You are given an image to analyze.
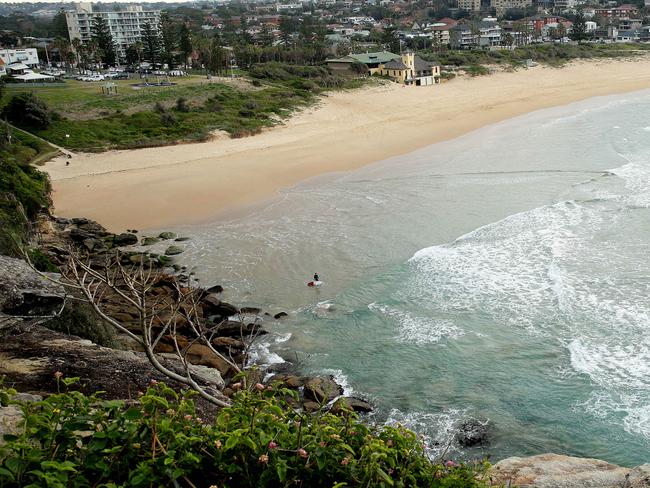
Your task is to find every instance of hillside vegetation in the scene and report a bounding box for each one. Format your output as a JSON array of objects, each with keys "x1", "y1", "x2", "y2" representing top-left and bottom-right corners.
[{"x1": 0, "y1": 66, "x2": 364, "y2": 152}]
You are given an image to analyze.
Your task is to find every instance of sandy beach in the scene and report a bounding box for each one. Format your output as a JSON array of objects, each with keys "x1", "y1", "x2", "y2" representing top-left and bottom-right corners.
[{"x1": 43, "y1": 58, "x2": 650, "y2": 231}]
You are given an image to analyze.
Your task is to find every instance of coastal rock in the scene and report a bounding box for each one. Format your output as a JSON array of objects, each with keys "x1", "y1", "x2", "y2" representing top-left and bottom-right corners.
[
  {"x1": 274, "y1": 312, "x2": 288, "y2": 319},
  {"x1": 629, "y1": 464, "x2": 650, "y2": 487},
  {"x1": 165, "y1": 245, "x2": 184, "y2": 256},
  {"x1": 214, "y1": 321, "x2": 265, "y2": 338},
  {"x1": 158, "y1": 232, "x2": 177, "y2": 240},
  {"x1": 490, "y1": 454, "x2": 634, "y2": 488},
  {"x1": 330, "y1": 397, "x2": 373, "y2": 416},
  {"x1": 241, "y1": 307, "x2": 262, "y2": 314},
  {"x1": 456, "y1": 417, "x2": 490, "y2": 447},
  {"x1": 141, "y1": 236, "x2": 160, "y2": 246},
  {"x1": 202, "y1": 295, "x2": 239, "y2": 318},
  {"x1": 113, "y1": 233, "x2": 138, "y2": 246},
  {"x1": 269, "y1": 374, "x2": 306, "y2": 389},
  {"x1": 174, "y1": 237, "x2": 191, "y2": 242},
  {"x1": 155, "y1": 338, "x2": 233, "y2": 376},
  {"x1": 0, "y1": 255, "x2": 65, "y2": 317},
  {"x1": 304, "y1": 376, "x2": 344, "y2": 404},
  {"x1": 206, "y1": 285, "x2": 224, "y2": 294},
  {"x1": 0, "y1": 404, "x2": 23, "y2": 446}
]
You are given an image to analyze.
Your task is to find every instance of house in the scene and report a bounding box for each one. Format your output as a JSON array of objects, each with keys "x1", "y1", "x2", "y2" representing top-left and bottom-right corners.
[
  {"x1": 638, "y1": 25, "x2": 650, "y2": 41},
  {"x1": 377, "y1": 51, "x2": 440, "y2": 85},
  {"x1": 5, "y1": 62, "x2": 31, "y2": 76},
  {"x1": 594, "y1": 4, "x2": 638, "y2": 19},
  {"x1": 0, "y1": 48, "x2": 39, "y2": 67},
  {"x1": 326, "y1": 51, "x2": 440, "y2": 85}
]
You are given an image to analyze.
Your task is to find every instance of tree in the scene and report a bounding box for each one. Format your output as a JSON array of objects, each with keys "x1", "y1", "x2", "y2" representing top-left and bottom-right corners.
[
  {"x1": 23, "y1": 248, "x2": 261, "y2": 408},
  {"x1": 159, "y1": 11, "x2": 178, "y2": 68},
  {"x1": 2, "y1": 93, "x2": 52, "y2": 130},
  {"x1": 141, "y1": 21, "x2": 162, "y2": 66},
  {"x1": 52, "y1": 9, "x2": 69, "y2": 40},
  {"x1": 570, "y1": 10, "x2": 588, "y2": 44},
  {"x1": 125, "y1": 43, "x2": 142, "y2": 65},
  {"x1": 91, "y1": 15, "x2": 116, "y2": 66},
  {"x1": 179, "y1": 23, "x2": 193, "y2": 68}
]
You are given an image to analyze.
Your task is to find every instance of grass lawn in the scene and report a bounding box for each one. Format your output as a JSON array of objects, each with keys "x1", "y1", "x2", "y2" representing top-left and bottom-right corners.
[{"x1": 0, "y1": 69, "x2": 355, "y2": 151}]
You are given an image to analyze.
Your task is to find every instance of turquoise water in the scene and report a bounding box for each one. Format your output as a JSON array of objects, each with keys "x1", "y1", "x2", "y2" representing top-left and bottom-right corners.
[{"x1": 163, "y1": 90, "x2": 650, "y2": 466}]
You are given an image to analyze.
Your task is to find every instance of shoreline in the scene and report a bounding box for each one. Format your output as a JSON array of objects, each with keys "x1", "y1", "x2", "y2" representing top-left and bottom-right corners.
[{"x1": 43, "y1": 58, "x2": 650, "y2": 232}]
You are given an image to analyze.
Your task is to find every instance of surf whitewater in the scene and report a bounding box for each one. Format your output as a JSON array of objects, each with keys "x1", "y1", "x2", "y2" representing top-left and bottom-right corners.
[{"x1": 161, "y1": 89, "x2": 650, "y2": 467}]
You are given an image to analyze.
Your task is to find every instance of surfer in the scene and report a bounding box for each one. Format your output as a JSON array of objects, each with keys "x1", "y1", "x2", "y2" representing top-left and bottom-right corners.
[{"x1": 313, "y1": 273, "x2": 319, "y2": 282}]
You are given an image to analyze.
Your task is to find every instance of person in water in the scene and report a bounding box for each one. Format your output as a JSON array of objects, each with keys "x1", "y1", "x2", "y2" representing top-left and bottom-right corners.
[{"x1": 313, "y1": 273, "x2": 319, "y2": 282}]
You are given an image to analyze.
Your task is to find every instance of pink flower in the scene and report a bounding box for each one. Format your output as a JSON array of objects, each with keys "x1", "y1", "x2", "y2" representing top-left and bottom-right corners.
[
  {"x1": 54, "y1": 371, "x2": 63, "y2": 379},
  {"x1": 319, "y1": 441, "x2": 326, "y2": 447},
  {"x1": 388, "y1": 468, "x2": 394, "y2": 475},
  {"x1": 340, "y1": 457, "x2": 350, "y2": 466},
  {"x1": 215, "y1": 440, "x2": 222, "y2": 449},
  {"x1": 231, "y1": 382, "x2": 242, "y2": 390},
  {"x1": 297, "y1": 448, "x2": 308, "y2": 458},
  {"x1": 184, "y1": 414, "x2": 192, "y2": 421},
  {"x1": 150, "y1": 379, "x2": 158, "y2": 385},
  {"x1": 258, "y1": 454, "x2": 269, "y2": 464},
  {"x1": 255, "y1": 383, "x2": 265, "y2": 391},
  {"x1": 446, "y1": 460, "x2": 456, "y2": 468},
  {"x1": 268, "y1": 441, "x2": 278, "y2": 449}
]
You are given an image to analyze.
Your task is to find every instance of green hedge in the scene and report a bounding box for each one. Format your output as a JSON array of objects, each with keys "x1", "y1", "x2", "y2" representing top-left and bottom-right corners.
[{"x1": 0, "y1": 381, "x2": 491, "y2": 488}]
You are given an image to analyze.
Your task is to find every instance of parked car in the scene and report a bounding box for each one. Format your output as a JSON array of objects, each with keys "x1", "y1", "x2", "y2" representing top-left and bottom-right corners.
[{"x1": 105, "y1": 72, "x2": 128, "y2": 80}]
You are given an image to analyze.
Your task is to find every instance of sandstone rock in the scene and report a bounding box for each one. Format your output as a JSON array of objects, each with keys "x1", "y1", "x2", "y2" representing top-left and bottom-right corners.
[
  {"x1": 304, "y1": 376, "x2": 343, "y2": 404},
  {"x1": 174, "y1": 237, "x2": 191, "y2": 242},
  {"x1": 158, "y1": 232, "x2": 177, "y2": 240},
  {"x1": 212, "y1": 336, "x2": 245, "y2": 351},
  {"x1": 330, "y1": 397, "x2": 373, "y2": 416},
  {"x1": 0, "y1": 255, "x2": 65, "y2": 317},
  {"x1": 0, "y1": 405, "x2": 23, "y2": 446},
  {"x1": 456, "y1": 417, "x2": 490, "y2": 447},
  {"x1": 269, "y1": 374, "x2": 306, "y2": 389},
  {"x1": 491, "y1": 454, "x2": 633, "y2": 488},
  {"x1": 629, "y1": 464, "x2": 650, "y2": 487},
  {"x1": 113, "y1": 233, "x2": 138, "y2": 246},
  {"x1": 202, "y1": 295, "x2": 239, "y2": 318},
  {"x1": 214, "y1": 321, "x2": 264, "y2": 338},
  {"x1": 206, "y1": 285, "x2": 224, "y2": 294},
  {"x1": 303, "y1": 401, "x2": 321, "y2": 413},
  {"x1": 274, "y1": 312, "x2": 288, "y2": 319}
]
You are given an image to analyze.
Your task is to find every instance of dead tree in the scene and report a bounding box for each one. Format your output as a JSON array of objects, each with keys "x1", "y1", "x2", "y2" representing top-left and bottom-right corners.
[{"x1": 24, "y1": 247, "x2": 263, "y2": 408}]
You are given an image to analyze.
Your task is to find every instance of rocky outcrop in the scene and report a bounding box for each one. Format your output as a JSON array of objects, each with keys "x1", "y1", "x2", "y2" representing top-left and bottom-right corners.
[
  {"x1": 0, "y1": 323, "x2": 225, "y2": 415},
  {"x1": 490, "y1": 454, "x2": 650, "y2": 488},
  {"x1": 329, "y1": 397, "x2": 373, "y2": 415},
  {"x1": 456, "y1": 417, "x2": 491, "y2": 448},
  {"x1": 0, "y1": 255, "x2": 64, "y2": 318}
]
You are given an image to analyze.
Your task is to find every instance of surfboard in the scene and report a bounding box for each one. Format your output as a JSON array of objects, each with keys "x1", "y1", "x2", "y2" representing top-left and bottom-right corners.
[{"x1": 307, "y1": 281, "x2": 323, "y2": 287}]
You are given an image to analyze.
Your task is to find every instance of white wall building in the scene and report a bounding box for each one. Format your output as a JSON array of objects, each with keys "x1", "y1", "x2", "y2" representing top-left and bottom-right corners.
[
  {"x1": 0, "y1": 48, "x2": 40, "y2": 67},
  {"x1": 66, "y1": 3, "x2": 161, "y2": 61}
]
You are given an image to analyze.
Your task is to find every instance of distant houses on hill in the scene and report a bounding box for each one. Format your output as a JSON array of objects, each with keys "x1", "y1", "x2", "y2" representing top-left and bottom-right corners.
[{"x1": 327, "y1": 51, "x2": 441, "y2": 86}]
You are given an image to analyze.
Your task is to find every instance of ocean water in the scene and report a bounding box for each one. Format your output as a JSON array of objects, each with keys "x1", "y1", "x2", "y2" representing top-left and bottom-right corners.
[{"x1": 161, "y1": 89, "x2": 650, "y2": 466}]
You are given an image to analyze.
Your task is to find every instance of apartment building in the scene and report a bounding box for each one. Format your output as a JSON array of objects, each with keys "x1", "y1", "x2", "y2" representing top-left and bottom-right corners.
[
  {"x1": 66, "y1": 3, "x2": 161, "y2": 60},
  {"x1": 491, "y1": 0, "x2": 533, "y2": 15},
  {"x1": 0, "y1": 48, "x2": 39, "y2": 67},
  {"x1": 457, "y1": 0, "x2": 482, "y2": 12}
]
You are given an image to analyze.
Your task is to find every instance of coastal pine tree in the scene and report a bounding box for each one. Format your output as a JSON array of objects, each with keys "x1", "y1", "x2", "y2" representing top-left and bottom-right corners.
[
  {"x1": 570, "y1": 10, "x2": 588, "y2": 44},
  {"x1": 51, "y1": 9, "x2": 69, "y2": 40},
  {"x1": 159, "y1": 12, "x2": 177, "y2": 68},
  {"x1": 179, "y1": 23, "x2": 192, "y2": 68},
  {"x1": 125, "y1": 43, "x2": 141, "y2": 66},
  {"x1": 91, "y1": 15, "x2": 116, "y2": 66},
  {"x1": 141, "y1": 22, "x2": 162, "y2": 67}
]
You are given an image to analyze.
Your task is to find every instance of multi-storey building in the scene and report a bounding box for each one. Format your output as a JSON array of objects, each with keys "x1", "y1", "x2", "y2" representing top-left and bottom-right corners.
[
  {"x1": 66, "y1": 3, "x2": 161, "y2": 61},
  {"x1": 491, "y1": 0, "x2": 532, "y2": 15},
  {"x1": 457, "y1": 0, "x2": 482, "y2": 12},
  {"x1": 450, "y1": 21, "x2": 502, "y2": 48},
  {"x1": 0, "y1": 48, "x2": 39, "y2": 67},
  {"x1": 593, "y1": 4, "x2": 638, "y2": 20}
]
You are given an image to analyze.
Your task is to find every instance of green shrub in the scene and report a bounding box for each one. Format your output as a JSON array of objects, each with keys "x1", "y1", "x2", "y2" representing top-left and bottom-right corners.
[
  {"x1": 27, "y1": 248, "x2": 58, "y2": 272},
  {"x1": 44, "y1": 301, "x2": 115, "y2": 347},
  {"x1": 1, "y1": 93, "x2": 52, "y2": 129},
  {"x1": 160, "y1": 112, "x2": 178, "y2": 126},
  {"x1": 0, "y1": 381, "x2": 490, "y2": 488},
  {"x1": 175, "y1": 96, "x2": 190, "y2": 112},
  {"x1": 154, "y1": 101, "x2": 166, "y2": 113}
]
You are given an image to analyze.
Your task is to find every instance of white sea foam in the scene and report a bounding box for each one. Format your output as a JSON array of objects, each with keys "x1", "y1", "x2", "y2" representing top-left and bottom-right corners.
[
  {"x1": 368, "y1": 303, "x2": 464, "y2": 344},
  {"x1": 385, "y1": 407, "x2": 468, "y2": 459},
  {"x1": 318, "y1": 368, "x2": 354, "y2": 396}
]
